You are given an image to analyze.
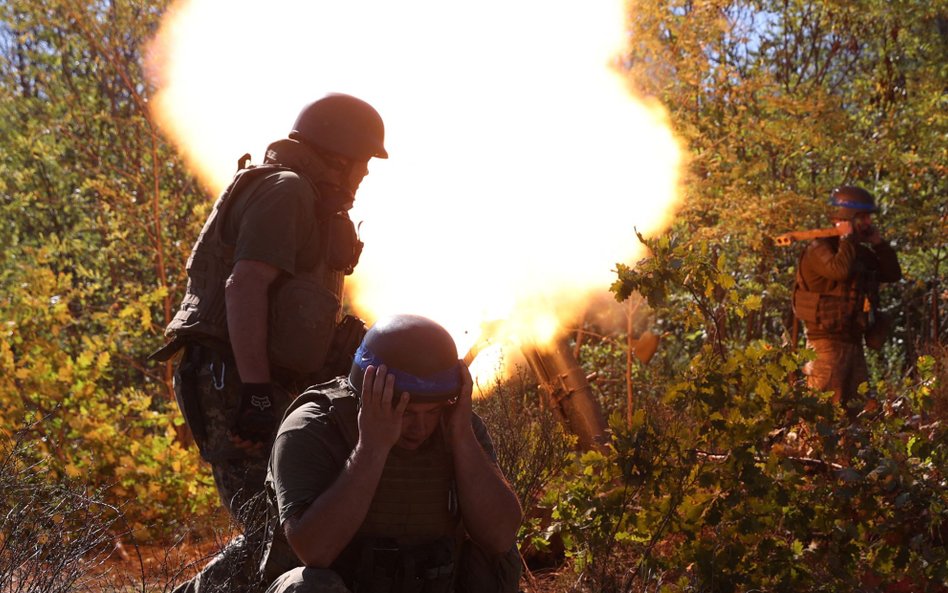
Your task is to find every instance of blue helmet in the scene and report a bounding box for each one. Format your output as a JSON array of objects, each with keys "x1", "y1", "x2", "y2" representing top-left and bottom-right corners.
[
  {"x1": 830, "y1": 185, "x2": 878, "y2": 219},
  {"x1": 348, "y1": 314, "x2": 461, "y2": 404}
]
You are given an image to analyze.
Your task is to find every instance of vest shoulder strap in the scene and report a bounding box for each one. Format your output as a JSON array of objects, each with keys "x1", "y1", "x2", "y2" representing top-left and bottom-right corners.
[
  {"x1": 324, "y1": 388, "x2": 360, "y2": 450},
  {"x1": 283, "y1": 379, "x2": 360, "y2": 450},
  {"x1": 211, "y1": 163, "x2": 295, "y2": 256}
]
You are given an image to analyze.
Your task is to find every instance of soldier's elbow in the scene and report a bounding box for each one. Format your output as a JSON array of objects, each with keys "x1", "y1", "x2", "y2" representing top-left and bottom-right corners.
[
  {"x1": 285, "y1": 521, "x2": 342, "y2": 569},
  {"x1": 478, "y1": 531, "x2": 519, "y2": 557},
  {"x1": 287, "y1": 537, "x2": 338, "y2": 569}
]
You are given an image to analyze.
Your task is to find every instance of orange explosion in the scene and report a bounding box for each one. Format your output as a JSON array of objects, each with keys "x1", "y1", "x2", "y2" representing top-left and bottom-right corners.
[{"x1": 147, "y1": 0, "x2": 683, "y2": 390}]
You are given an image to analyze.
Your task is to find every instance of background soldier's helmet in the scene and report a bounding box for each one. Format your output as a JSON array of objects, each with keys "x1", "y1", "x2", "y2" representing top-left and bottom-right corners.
[
  {"x1": 348, "y1": 314, "x2": 461, "y2": 404},
  {"x1": 830, "y1": 185, "x2": 878, "y2": 219},
  {"x1": 290, "y1": 93, "x2": 388, "y2": 161}
]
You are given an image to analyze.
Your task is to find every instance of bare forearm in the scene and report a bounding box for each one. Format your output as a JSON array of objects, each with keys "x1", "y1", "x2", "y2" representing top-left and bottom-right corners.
[
  {"x1": 225, "y1": 261, "x2": 279, "y2": 383},
  {"x1": 453, "y1": 429, "x2": 522, "y2": 555},
  {"x1": 287, "y1": 365, "x2": 411, "y2": 567},
  {"x1": 285, "y1": 441, "x2": 389, "y2": 567}
]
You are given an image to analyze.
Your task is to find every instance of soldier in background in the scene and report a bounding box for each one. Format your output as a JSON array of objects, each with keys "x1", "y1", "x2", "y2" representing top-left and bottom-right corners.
[
  {"x1": 792, "y1": 186, "x2": 902, "y2": 417},
  {"x1": 261, "y1": 314, "x2": 523, "y2": 593},
  {"x1": 152, "y1": 93, "x2": 387, "y2": 592}
]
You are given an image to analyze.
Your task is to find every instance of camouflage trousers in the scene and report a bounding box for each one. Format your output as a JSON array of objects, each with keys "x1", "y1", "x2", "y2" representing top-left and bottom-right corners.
[
  {"x1": 264, "y1": 542, "x2": 522, "y2": 593},
  {"x1": 172, "y1": 343, "x2": 295, "y2": 593},
  {"x1": 804, "y1": 338, "x2": 869, "y2": 415}
]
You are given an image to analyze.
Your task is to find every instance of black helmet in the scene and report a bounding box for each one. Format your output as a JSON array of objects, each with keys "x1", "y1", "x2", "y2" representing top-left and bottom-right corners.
[
  {"x1": 830, "y1": 185, "x2": 878, "y2": 219},
  {"x1": 290, "y1": 93, "x2": 388, "y2": 161},
  {"x1": 348, "y1": 314, "x2": 461, "y2": 403}
]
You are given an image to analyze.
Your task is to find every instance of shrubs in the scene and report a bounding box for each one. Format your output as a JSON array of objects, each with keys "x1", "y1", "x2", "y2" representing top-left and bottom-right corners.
[
  {"x1": 0, "y1": 426, "x2": 122, "y2": 593},
  {"x1": 478, "y1": 229, "x2": 948, "y2": 592},
  {"x1": 493, "y1": 337, "x2": 947, "y2": 592}
]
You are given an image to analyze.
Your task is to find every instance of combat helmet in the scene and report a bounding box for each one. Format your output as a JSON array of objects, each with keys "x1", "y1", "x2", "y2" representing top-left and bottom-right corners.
[
  {"x1": 290, "y1": 93, "x2": 388, "y2": 161},
  {"x1": 830, "y1": 185, "x2": 878, "y2": 219},
  {"x1": 348, "y1": 314, "x2": 461, "y2": 404}
]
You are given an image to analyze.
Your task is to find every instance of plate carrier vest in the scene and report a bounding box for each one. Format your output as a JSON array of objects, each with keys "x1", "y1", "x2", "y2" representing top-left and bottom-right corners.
[
  {"x1": 164, "y1": 163, "x2": 362, "y2": 374},
  {"x1": 792, "y1": 239, "x2": 876, "y2": 339},
  {"x1": 263, "y1": 380, "x2": 460, "y2": 592}
]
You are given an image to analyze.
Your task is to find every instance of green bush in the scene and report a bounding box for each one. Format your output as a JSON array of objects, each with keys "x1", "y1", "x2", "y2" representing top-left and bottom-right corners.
[{"x1": 515, "y1": 229, "x2": 948, "y2": 592}]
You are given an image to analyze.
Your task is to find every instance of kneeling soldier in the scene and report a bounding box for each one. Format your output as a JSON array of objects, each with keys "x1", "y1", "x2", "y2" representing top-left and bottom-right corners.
[{"x1": 261, "y1": 314, "x2": 523, "y2": 592}]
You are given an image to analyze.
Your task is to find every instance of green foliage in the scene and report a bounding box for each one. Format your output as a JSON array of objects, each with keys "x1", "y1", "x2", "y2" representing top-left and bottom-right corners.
[
  {"x1": 613, "y1": 228, "x2": 793, "y2": 370},
  {"x1": 0, "y1": 246, "x2": 215, "y2": 538},
  {"x1": 534, "y1": 183, "x2": 948, "y2": 589},
  {"x1": 518, "y1": 211, "x2": 942, "y2": 592},
  {"x1": 624, "y1": 0, "x2": 947, "y2": 357},
  {"x1": 0, "y1": 0, "x2": 216, "y2": 537},
  {"x1": 536, "y1": 334, "x2": 948, "y2": 590},
  {"x1": 0, "y1": 2, "x2": 944, "y2": 591}
]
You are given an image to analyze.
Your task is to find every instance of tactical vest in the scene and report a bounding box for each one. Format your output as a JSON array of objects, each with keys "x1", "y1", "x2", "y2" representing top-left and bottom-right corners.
[
  {"x1": 261, "y1": 379, "x2": 358, "y2": 584},
  {"x1": 262, "y1": 382, "x2": 460, "y2": 592},
  {"x1": 792, "y1": 240, "x2": 874, "y2": 339},
  {"x1": 359, "y1": 433, "x2": 458, "y2": 543},
  {"x1": 164, "y1": 161, "x2": 362, "y2": 374},
  {"x1": 287, "y1": 383, "x2": 460, "y2": 542}
]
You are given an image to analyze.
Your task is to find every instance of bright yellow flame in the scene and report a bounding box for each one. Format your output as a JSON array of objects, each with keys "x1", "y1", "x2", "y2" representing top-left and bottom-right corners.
[{"x1": 147, "y1": 0, "x2": 683, "y2": 387}]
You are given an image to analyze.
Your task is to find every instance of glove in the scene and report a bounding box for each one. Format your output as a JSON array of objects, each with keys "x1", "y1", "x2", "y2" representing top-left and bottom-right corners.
[{"x1": 234, "y1": 382, "x2": 279, "y2": 443}]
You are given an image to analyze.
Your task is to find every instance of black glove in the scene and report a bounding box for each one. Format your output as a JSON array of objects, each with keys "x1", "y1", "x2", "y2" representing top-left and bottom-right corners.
[{"x1": 234, "y1": 382, "x2": 279, "y2": 443}]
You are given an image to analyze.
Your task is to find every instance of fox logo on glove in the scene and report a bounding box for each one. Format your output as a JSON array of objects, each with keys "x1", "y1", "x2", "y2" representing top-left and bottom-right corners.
[{"x1": 251, "y1": 394, "x2": 272, "y2": 411}]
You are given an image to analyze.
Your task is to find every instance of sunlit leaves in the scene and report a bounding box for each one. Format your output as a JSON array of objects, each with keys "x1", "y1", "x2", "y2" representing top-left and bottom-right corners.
[
  {"x1": 0, "y1": 0, "x2": 213, "y2": 539},
  {"x1": 624, "y1": 0, "x2": 946, "y2": 361}
]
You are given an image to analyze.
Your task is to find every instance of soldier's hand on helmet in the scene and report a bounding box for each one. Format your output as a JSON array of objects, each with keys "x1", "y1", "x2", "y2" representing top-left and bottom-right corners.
[
  {"x1": 230, "y1": 382, "x2": 279, "y2": 450},
  {"x1": 358, "y1": 365, "x2": 409, "y2": 452},
  {"x1": 833, "y1": 220, "x2": 854, "y2": 238},
  {"x1": 443, "y1": 362, "x2": 474, "y2": 446}
]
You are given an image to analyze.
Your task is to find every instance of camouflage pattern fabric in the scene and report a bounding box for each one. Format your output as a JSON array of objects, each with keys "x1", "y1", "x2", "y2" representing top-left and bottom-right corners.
[
  {"x1": 172, "y1": 343, "x2": 295, "y2": 593},
  {"x1": 263, "y1": 389, "x2": 521, "y2": 593}
]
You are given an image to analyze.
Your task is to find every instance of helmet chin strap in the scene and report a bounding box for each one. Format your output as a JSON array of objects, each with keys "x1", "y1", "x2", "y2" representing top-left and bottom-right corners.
[
  {"x1": 265, "y1": 138, "x2": 357, "y2": 213},
  {"x1": 313, "y1": 180, "x2": 355, "y2": 215},
  {"x1": 326, "y1": 155, "x2": 358, "y2": 196},
  {"x1": 309, "y1": 147, "x2": 362, "y2": 202}
]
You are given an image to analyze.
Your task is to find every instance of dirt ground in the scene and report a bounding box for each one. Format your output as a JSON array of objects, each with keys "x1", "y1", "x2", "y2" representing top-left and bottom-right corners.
[
  {"x1": 92, "y1": 536, "x2": 561, "y2": 592},
  {"x1": 89, "y1": 535, "x2": 232, "y2": 592}
]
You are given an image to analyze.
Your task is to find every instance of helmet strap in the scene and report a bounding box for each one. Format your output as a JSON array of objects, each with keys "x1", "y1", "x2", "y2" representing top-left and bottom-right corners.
[
  {"x1": 265, "y1": 139, "x2": 356, "y2": 213},
  {"x1": 305, "y1": 145, "x2": 364, "y2": 194}
]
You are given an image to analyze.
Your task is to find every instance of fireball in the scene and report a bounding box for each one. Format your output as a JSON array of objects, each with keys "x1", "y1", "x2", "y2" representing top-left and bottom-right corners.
[{"x1": 147, "y1": 0, "x2": 683, "y2": 391}]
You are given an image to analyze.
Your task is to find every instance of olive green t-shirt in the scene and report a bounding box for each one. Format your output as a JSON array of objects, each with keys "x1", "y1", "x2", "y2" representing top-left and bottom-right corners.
[
  {"x1": 221, "y1": 170, "x2": 323, "y2": 275},
  {"x1": 270, "y1": 393, "x2": 499, "y2": 527},
  {"x1": 262, "y1": 386, "x2": 501, "y2": 582}
]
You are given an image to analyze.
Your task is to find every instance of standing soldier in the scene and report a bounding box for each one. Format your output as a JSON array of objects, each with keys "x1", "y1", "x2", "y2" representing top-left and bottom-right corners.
[
  {"x1": 792, "y1": 186, "x2": 902, "y2": 416},
  {"x1": 152, "y1": 93, "x2": 388, "y2": 592}
]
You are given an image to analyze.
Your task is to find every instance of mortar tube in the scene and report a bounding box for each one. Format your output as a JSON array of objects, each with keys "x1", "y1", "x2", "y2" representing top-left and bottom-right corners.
[{"x1": 521, "y1": 335, "x2": 609, "y2": 451}]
